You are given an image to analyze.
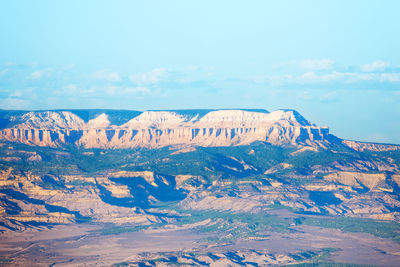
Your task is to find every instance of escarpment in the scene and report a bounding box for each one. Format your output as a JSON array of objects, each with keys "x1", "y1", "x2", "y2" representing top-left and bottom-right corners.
[{"x1": 0, "y1": 109, "x2": 331, "y2": 148}]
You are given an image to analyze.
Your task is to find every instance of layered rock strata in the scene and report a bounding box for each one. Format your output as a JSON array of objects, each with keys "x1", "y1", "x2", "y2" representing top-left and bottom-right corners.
[{"x1": 0, "y1": 110, "x2": 330, "y2": 148}]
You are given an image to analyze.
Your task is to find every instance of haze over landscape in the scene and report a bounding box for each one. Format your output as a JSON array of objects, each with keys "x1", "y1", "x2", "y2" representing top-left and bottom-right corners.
[{"x1": 1, "y1": 1, "x2": 400, "y2": 266}]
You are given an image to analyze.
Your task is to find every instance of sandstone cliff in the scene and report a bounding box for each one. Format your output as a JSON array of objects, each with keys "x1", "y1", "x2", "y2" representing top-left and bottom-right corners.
[{"x1": 0, "y1": 109, "x2": 330, "y2": 148}]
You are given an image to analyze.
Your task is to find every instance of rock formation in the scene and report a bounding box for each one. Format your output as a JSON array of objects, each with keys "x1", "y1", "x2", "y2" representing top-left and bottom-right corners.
[{"x1": 0, "y1": 109, "x2": 331, "y2": 148}]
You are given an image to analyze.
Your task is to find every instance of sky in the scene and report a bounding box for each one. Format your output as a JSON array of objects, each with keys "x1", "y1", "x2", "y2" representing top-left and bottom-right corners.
[{"x1": 0, "y1": 0, "x2": 400, "y2": 144}]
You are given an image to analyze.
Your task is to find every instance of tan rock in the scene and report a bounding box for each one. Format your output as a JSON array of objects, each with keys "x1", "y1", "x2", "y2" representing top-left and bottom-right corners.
[{"x1": 324, "y1": 171, "x2": 386, "y2": 190}]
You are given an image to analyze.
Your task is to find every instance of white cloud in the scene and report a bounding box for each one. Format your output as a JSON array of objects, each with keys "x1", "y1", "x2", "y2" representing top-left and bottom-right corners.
[
  {"x1": 380, "y1": 73, "x2": 400, "y2": 83},
  {"x1": 296, "y1": 71, "x2": 380, "y2": 83},
  {"x1": 297, "y1": 59, "x2": 335, "y2": 70},
  {"x1": 319, "y1": 91, "x2": 339, "y2": 102},
  {"x1": 0, "y1": 69, "x2": 9, "y2": 77},
  {"x1": 80, "y1": 88, "x2": 95, "y2": 94},
  {"x1": 107, "y1": 72, "x2": 121, "y2": 82},
  {"x1": 123, "y1": 86, "x2": 150, "y2": 94},
  {"x1": 270, "y1": 59, "x2": 335, "y2": 71},
  {"x1": 10, "y1": 90, "x2": 22, "y2": 97},
  {"x1": 63, "y1": 84, "x2": 78, "y2": 91},
  {"x1": 298, "y1": 71, "x2": 338, "y2": 82},
  {"x1": 55, "y1": 84, "x2": 95, "y2": 95},
  {"x1": 258, "y1": 70, "x2": 400, "y2": 85},
  {"x1": 360, "y1": 61, "x2": 390, "y2": 72},
  {"x1": 106, "y1": 86, "x2": 118, "y2": 95},
  {"x1": 28, "y1": 68, "x2": 53, "y2": 80},
  {"x1": 296, "y1": 90, "x2": 314, "y2": 100},
  {"x1": 30, "y1": 71, "x2": 43, "y2": 79},
  {"x1": 57, "y1": 84, "x2": 151, "y2": 96},
  {"x1": 0, "y1": 98, "x2": 30, "y2": 109},
  {"x1": 283, "y1": 71, "x2": 346, "y2": 83},
  {"x1": 185, "y1": 65, "x2": 199, "y2": 71},
  {"x1": 93, "y1": 70, "x2": 122, "y2": 82},
  {"x1": 129, "y1": 68, "x2": 167, "y2": 84},
  {"x1": 4, "y1": 62, "x2": 16, "y2": 67}
]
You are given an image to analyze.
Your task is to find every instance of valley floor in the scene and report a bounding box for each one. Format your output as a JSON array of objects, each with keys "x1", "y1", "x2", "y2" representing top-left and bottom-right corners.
[{"x1": 1, "y1": 210, "x2": 400, "y2": 266}]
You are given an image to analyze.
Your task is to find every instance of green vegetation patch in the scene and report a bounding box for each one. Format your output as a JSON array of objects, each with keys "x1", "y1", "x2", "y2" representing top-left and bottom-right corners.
[
  {"x1": 286, "y1": 150, "x2": 356, "y2": 169},
  {"x1": 299, "y1": 216, "x2": 400, "y2": 243},
  {"x1": 66, "y1": 180, "x2": 95, "y2": 186},
  {"x1": 175, "y1": 209, "x2": 292, "y2": 241}
]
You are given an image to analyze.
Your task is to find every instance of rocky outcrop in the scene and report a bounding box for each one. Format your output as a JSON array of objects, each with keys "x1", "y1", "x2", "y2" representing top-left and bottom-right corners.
[
  {"x1": 324, "y1": 171, "x2": 387, "y2": 191},
  {"x1": 0, "y1": 109, "x2": 330, "y2": 148},
  {"x1": 342, "y1": 140, "x2": 400, "y2": 152},
  {"x1": 0, "y1": 168, "x2": 162, "y2": 230}
]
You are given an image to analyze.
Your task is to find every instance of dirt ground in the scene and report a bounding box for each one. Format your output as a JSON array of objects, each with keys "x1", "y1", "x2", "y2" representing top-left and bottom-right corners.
[{"x1": 1, "y1": 221, "x2": 400, "y2": 266}]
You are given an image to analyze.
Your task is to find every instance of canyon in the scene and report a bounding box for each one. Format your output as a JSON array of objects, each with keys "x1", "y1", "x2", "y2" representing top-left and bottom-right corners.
[{"x1": 0, "y1": 109, "x2": 400, "y2": 266}]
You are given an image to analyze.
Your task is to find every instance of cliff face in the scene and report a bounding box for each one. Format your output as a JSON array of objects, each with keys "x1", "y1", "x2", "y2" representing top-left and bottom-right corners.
[{"x1": 0, "y1": 109, "x2": 330, "y2": 148}]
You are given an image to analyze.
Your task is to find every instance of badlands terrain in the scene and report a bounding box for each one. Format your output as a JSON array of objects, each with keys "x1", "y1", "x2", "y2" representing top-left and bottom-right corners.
[{"x1": 0, "y1": 109, "x2": 400, "y2": 266}]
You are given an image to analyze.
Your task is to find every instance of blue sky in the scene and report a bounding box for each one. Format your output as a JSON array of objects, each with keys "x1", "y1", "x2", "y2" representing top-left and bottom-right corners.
[{"x1": 1, "y1": 1, "x2": 400, "y2": 144}]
